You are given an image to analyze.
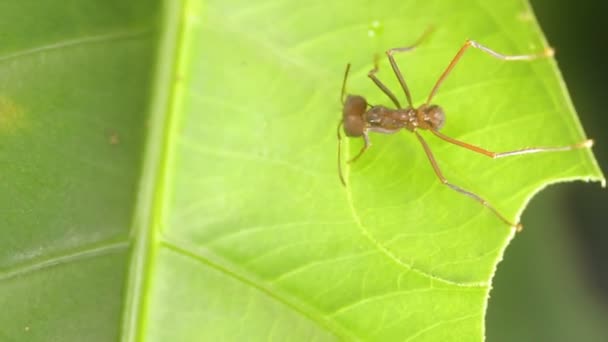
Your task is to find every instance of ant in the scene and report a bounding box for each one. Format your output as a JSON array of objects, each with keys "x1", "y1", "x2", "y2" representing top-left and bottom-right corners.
[{"x1": 337, "y1": 29, "x2": 593, "y2": 231}]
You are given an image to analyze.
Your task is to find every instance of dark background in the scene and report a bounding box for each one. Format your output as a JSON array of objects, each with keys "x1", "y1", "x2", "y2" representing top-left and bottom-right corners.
[{"x1": 487, "y1": 1, "x2": 608, "y2": 340}]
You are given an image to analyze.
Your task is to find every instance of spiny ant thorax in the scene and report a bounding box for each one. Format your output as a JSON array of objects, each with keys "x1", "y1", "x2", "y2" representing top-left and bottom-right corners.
[
  {"x1": 364, "y1": 106, "x2": 415, "y2": 132},
  {"x1": 363, "y1": 104, "x2": 446, "y2": 132}
]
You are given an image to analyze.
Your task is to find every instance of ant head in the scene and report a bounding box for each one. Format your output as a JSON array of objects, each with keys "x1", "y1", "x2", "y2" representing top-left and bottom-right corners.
[
  {"x1": 426, "y1": 105, "x2": 445, "y2": 130},
  {"x1": 343, "y1": 95, "x2": 367, "y2": 136}
]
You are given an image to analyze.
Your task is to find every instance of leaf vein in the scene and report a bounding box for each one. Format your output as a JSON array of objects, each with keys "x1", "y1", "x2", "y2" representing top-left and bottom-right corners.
[
  {"x1": 0, "y1": 239, "x2": 129, "y2": 281},
  {"x1": 0, "y1": 29, "x2": 154, "y2": 63}
]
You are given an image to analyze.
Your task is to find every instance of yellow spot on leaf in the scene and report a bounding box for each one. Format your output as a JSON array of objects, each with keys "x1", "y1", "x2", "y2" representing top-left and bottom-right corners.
[{"x1": 0, "y1": 96, "x2": 26, "y2": 134}]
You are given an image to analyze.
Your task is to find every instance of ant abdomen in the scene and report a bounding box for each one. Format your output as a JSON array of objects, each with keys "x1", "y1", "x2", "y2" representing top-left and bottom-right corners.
[
  {"x1": 422, "y1": 104, "x2": 446, "y2": 130},
  {"x1": 343, "y1": 95, "x2": 367, "y2": 136}
]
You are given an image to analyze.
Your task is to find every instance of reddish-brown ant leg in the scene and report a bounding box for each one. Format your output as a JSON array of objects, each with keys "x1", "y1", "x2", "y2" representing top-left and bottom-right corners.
[
  {"x1": 414, "y1": 130, "x2": 523, "y2": 231},
  {"x1": 430, "y1": 129, "x2": 593, "y2": 158},
  {"x1": 386, "y1": 27, "x2": 435, "y2": 107},
  {"x1": 368, "y1": 54, "x2": 402, "y2": 108},
  {"x1": 347, "y1": 131, "x2": 371, "y2": 164},
  {"x1": 426, "y1": 40, "x2": 553, "y2": 104}
]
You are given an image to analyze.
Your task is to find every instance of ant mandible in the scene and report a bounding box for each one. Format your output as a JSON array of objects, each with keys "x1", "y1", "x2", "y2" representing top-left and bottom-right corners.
[{"x1": 337, "y1": 29, "x2": 593, "y2": 231}]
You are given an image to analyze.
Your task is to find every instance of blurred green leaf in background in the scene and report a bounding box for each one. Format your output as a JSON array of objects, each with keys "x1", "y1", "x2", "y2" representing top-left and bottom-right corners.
[{"x1": 0, "y1": 0, "x2": 604, "y2": 341}]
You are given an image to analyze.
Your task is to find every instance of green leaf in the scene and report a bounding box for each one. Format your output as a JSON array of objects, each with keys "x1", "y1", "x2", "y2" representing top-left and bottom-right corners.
[{"x1": 0, "y1": 0, "x2": 603, "y2": 341}]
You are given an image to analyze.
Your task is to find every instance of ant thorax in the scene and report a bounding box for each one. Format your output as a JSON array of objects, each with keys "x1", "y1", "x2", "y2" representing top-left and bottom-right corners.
[
  {"x1": 364, "y1": 104, "x2": 445, "y2": 132},
  {"x1": 364, "y1": 106, "x2": 416, "y2": 132}
]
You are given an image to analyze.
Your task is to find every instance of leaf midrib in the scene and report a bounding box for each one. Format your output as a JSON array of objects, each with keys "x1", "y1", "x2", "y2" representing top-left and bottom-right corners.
[{"x1": 119, "y1": 1, "x2": 184, "y2": 341}]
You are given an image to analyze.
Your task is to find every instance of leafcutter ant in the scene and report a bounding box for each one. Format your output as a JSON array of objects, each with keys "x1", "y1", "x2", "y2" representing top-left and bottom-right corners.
[{"x1": 337, "y1": 29, "x2": 593, "y2": 231}]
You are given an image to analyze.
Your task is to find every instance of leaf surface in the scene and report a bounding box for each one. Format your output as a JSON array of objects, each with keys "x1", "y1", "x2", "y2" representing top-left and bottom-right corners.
[{"x1": 0, "y1": 0, "x2": 603, "y2": 341}]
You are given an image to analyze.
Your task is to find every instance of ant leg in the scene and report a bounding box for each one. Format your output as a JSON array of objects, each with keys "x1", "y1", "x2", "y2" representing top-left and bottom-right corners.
[
  {"x1": 429, "y1": 129, "x2": 593, "y2": 158},
  {"x1": 386, "y1": 27, "x2": 435, "y2": 107},
  {"x1": 337, "y1": 125, "x2": 371, "y2": 185},
  {"x1": 426, "y1": 40, "x2": 554, "y2": 104},
  {"x1": 414, "y1": 131, "x2": 522, "y2": 231},
  {"x1": 368, "y1": 54, "x2": 402, "y2": 108},
  {"x1": 337, "y1": 121, "x2": 347, "y2": 186},
  {"x1": 341, "y1": 63, "x2": 351, "y2": 105},
  {"x1": 347, "y1": 130, "x2": 371, "y2": 164}
]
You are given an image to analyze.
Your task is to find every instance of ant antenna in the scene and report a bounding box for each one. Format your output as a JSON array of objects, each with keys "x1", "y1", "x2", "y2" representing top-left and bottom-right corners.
[
  {"x1": 337, "y1": 63, "x2": 352, "y2": 186},
  {"x1": 341, "y1": 63, "x2": 351, "y2": 105}
]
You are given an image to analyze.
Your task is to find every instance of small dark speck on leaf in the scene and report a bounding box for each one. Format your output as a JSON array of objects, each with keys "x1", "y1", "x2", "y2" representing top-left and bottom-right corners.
[{"x1": 107, "y1": 130, "x2": 120, "y2": 145}]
